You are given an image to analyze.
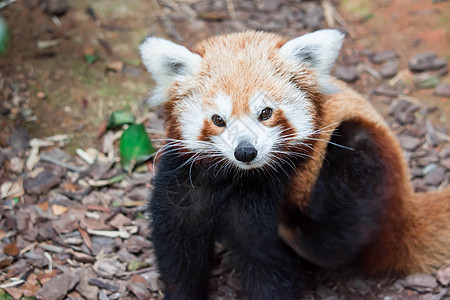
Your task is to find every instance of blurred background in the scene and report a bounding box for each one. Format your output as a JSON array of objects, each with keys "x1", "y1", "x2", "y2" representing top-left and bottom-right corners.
[{"x1": 0, "y1": 1, "x2": 449, "y2": 299}]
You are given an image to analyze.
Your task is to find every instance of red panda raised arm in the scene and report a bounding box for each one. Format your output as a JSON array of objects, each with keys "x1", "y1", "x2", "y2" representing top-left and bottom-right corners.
[{"x1": 140, "y1": 30, "x2": 450, "y2": 300}]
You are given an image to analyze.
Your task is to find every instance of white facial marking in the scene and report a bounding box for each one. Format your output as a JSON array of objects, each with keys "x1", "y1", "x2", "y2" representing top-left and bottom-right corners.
[
  {"x1": 213, "y1": 94, "x2": 233, "y2": 120},
  {"x1": 176, "y1": 94, "x2": 204, "y2": 149},
  {"x1": 211, "y1": 113, "x2": 281, "y2": 169},
  {"x1": 177, "y1": 89, "x2": 315, "y2": 170},
  {"x1": 176, "y1": 93, "x2": 234, "y2": 151},
  {"x1": 277, "y1": 86, "x2": 314, "y2": 141}
]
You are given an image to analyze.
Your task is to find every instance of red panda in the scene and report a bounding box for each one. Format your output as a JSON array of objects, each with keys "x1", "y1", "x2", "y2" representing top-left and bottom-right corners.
[{"x1": 140, "y1": 30, "x2": 450, "y2": 300}]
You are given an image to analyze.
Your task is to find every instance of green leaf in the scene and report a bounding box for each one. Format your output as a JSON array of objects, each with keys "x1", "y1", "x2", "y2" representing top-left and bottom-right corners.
[
  {"x1": 107, "y1": 111, "x2": 135, "y2": 129},
  {"x1": 84, "y1": 54, "x2": 99, "y2": 64},
  {"x1": 88, "y1": 173, "x2": 127, "y2": 187},
  {"x1": 128, "y1": 260, "x2": 149, "y2": 271},
  {"x1": 119, "y1": 124, "x2": 155, "y2": 171},
  {"x1": 0, "y1": 17, "x2": 10, "y2": 56},
  {"x1": 0, "y1": 289, "x2": 13, "y2": 300}
]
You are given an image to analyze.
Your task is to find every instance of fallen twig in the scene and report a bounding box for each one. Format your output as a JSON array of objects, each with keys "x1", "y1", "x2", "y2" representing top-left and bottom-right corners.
[
  {"x1": 0, "y1": 0, "x2": 17, "y2": 10},
  {"x1": 40, "y1": 153, "x2": 84, "y2": 172}
]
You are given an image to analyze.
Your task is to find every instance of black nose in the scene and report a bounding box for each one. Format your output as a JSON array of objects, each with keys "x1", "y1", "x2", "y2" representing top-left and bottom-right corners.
[{"x1": 234, "y1": 142, "x2": 257, "y2": 163}]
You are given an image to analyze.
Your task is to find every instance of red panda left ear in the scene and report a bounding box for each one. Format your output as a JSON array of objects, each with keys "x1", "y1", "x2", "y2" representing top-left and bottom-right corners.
[
  {"x1": 140, "y1": 37, "x2": 202, "y2": 107},
  {"x1": 280, "y1": 29, "x2": 345, "y2": 94}
]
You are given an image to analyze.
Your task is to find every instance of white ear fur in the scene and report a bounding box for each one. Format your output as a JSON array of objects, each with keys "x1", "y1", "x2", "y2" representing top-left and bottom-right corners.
[
  {"x1": 140, "y1": 37, "x2": 202, "y2": 106},
  {"x1": 280, "y1": 29, "x2": 345, "y2": 93}
]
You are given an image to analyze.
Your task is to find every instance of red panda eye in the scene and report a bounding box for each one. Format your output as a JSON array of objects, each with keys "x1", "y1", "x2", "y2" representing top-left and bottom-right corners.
[
  {"x1": 259, "y1": 108, "x2": 272, "y2": 121},
  {"x1": 212, "y1": 115, "x2": 226, "y2": 127}
]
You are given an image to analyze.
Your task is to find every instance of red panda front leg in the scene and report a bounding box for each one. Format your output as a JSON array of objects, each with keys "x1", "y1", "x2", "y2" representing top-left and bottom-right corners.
[
  {"x1": 280, "y1": 119, "x2": 385, "y2": 269},
  {"x1": 220, "y1": 181, "x2": 304, "y2": 300},
  {"x1": 150, "y1": 152, "x2": 218, "y2": 300}
]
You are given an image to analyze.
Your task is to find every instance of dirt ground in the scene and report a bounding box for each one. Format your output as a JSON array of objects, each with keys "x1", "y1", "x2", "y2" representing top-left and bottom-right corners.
[{"x1": 0, "y1": 0, "x2": 449, "y2": 299}]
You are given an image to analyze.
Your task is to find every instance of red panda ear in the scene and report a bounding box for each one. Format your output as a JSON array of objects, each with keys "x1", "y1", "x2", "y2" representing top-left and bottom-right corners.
[
  {"x1": 140, "y1": 37, "x2": 202, "y2": 106},
  {"x1": 280, "y1": 29, "x2": 344, "y2": 94}
]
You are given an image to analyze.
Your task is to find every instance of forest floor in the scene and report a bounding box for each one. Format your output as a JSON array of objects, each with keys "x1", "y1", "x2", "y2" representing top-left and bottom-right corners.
[{"x1": 0, "y1": 0, "x2": 449, "y2": 299}]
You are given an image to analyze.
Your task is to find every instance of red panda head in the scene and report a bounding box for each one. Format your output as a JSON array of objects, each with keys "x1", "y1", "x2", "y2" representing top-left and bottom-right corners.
[{"x1": 140, "y1": 30, "x2": 344, "y2": 170}]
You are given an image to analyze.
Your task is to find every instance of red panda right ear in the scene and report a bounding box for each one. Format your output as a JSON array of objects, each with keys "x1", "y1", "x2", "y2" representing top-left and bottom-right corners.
[
  {"x1": 280, "y1": 29, "x2": 345, "y2": 94},
  {"x1": 140, "y1": 37, "x2": 202, "y2": 107}
]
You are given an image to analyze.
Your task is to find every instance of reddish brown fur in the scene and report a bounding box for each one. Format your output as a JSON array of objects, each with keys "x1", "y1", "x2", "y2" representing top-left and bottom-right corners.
[
  {"x1": 283, "y1": 80, "x2": 450, "y2": 275},
  {"x1": 200, "y1": 119, "x2": 224, "y2": 142},
  {"x1": 160, "y1": 32, "x2": 449, "y2": 275}
]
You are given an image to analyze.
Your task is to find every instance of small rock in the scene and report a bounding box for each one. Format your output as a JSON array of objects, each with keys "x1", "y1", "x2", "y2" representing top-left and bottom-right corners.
[
  {"x1": 409, "y1": 52, "x2": 447, "y2": 73},
  {"x1": 380, "y1": 61, "x2": 399, "y2": 78},
  {"x1": 24, "y1": 164, "x2": 66, "y2": 194},
  {"x1": 122, "y1": 65, "x2": 142, "y2": 78},
  {"x1": 127, "y1": 235, "x2": 152, "y2": 254},
  {"x1": 24, "y1": 249, "x2": 48, "y2": 268},
  {"x1": 52, "y1": 207, "x2": 85, "y2": 234},
  {"x1": 8, "y1": 157, "x2": 24, "y2": 174},
  {"x1": 424, "y1": 166, "x2": 446, "y2": 186},
  {"x1": 346, "y1": 277, "x2": 371, "y2": 295},
  {"x1": 425, "y1": 119, "x2": 439, "y2": 147},
  {"x1": 421, "y1": 288, "x2": 448, "y2": 300},
  {"x1": 88, "y1": 161, "x2": 114, "y2": 181},
  {"x1": 304, "y1": 2, "x2": 324, "y2": 30},
  {"x1": 404, "y1": 124, "x2": 426, "y2": 138},
  {"x1": 412, "y1": 179, "x2": 427, "y2": 192},
  {"x1": 40, "y1": 0, "x2": 69, "y2": 15},
  {"x1": 403, "y1": 273, "x2": 438, "y2": 293},
  {"x1": 395, "y1": 111, "x2": 416, "y2": 125},
  {"x1": 436, "y1": 265, "x2": 450, "y2": 286},
  {"x1": 433, "y1": 83, "x2": 450, "y2": 98},
  {"x1": 398, "y1": 135, "x2": 424, "y2": 152},
  {"x1": 8, "y1": 127, "x2": 31, "y2": 152},
  {"x1": 109, "y1": 213, "x2": 132, "y2": 229},
  {"x1": 0, "y1": 150, "x2": 6, "y2": 168},
  {"x1": 441, "y1": 158, "x2": 450, "y2": 170},
  {"x1": 88, "y1": 278, "x2": 119, "y2": 292},
  {"x1": 44, "y1": 148, "x2": 71, "y2": 162},
  {"x1": 370, "y1": 49, "x2": 398, "y2": 64},
  {"x1": 140, "y1": 271, "x2": 161, "y2": 292},
  {"x1": 416, "y1": 156, "x2": 440, "y2": 168},
  {"x1": 74, "y1": 267, "x2": 98, "y2": 300},
  {"x1": 91, "y1": 236, "x2": 116, "y2": 255},
  {"x1": 93, "y1": 257, "x2": 126, "y2": 277},
  {"x1": 117, "y1": 247, "x2": 138, "y2": 263},
  {"x1": 256, "y1": 0, "x2": 281, "y2": 11},
  {"x1": 316, "y1": 284, "x2": 339, "y2": 300},
  {"x1": 410, "y1": 168, "x2": 424, "y2": 178},
  {"x1": 127, "y1": 281, "x2": 151, "y2": 299},
  {"x1": 126, "y1": 187, "x2": 149, "y2": 202},
  {"x1": 388, "y1": 99, "x2": 410, "y2": 116},
  {"x1": 36, "y1": 273, "x2": 80, "y2": 300},
  {"x1": 440, "y1": 145, "x2": 450, "y2": 158},
  {"x1": 98, "y1": 291, "x2": 109, "y2": 300},
  {"x1": 334, "y1": 65, "x2": 359, "y2": 83}
]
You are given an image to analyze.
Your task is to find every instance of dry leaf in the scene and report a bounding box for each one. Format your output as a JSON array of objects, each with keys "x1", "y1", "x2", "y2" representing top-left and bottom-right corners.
[
  {"x1": 0, "y1": 229, "x2": 6, "y2": 240},
  {"x1": 3, "y1": 242, "x2": 20, "y2": 256},
  {"x1": 37, "y1": 201, "x2": 49, "y2": 211},
  {"x1": 51, "y1": 204, "x2": 69, "y2": 216},
  {"x1": 4, "y1": 287, "x2": 23, "y2": 299},
  {"x1": 79, "y1": 227, "x2": 93, "y2": 252}
]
